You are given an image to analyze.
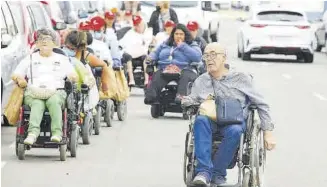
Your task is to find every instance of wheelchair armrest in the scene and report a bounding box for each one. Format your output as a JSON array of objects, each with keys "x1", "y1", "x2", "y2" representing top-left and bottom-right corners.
[
  {"x1": 145, "y1": 65, "x2": 155, "y2": 75},
  {"x1": 184, "y1": 104, "x2": 200, "y2": 116},
  {"x1": 64, "y1": 80, "x2": 73, "y2": 94},
  {"x1": 93, "y1": 67, "x2": 103, "y2": 77},
  {"x1": 81, "y1": 83, "x2": 89, "y2": 94},
  {"x1": 190, "y1": 62, "x2": 199, "y2": 67},
  {"x1": 248, "y1": 104, "x2": 257, "y2": 110}
]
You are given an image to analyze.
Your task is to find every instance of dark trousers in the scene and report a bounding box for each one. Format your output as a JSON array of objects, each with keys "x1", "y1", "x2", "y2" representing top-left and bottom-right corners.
[{"x1": 145, "y1": 68, "x2": 197, "y2": 102}]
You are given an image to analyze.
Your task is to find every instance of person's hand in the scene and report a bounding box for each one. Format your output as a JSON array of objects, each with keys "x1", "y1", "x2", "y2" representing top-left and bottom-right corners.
[
  {"x1": 263, "y1": 131, "x2": 276, "y2": 151},
  {"x1": 68, "y1": 74, "x2": 78, "y2": 83},
  {"x1": 176, "y1": 39, "x2": 184, "y2": 46},
  {"x1": 12, "y1": 75, "x2": 27, "y2": 88},
  {"x1": 145, "y1": 56, "x2": 153, "y2": 65}
]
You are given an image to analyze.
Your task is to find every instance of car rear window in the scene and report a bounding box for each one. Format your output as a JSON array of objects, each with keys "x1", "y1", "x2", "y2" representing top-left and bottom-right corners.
[{"x1": 257, "y1": 11, "x2": 304, "y2": 22}]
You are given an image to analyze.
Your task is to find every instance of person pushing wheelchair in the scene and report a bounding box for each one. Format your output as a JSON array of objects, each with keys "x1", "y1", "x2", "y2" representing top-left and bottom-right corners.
[{"x1": 181, "y1": 43, "x2": 276, "y2": 186}]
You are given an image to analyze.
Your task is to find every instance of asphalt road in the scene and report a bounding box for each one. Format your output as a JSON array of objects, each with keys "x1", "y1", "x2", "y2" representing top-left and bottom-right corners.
[{"x1": 2, "y1": 18, "x2": 327, "y2": 187}]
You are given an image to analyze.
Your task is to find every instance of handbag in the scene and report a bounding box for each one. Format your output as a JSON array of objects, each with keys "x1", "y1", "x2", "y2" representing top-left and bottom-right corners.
[
  {"x1": 211, "y1": 77, "x2": 244, "y2": 126},
  {"x1": 27, "y1": 54, "x2": 57, "y2": 100}
]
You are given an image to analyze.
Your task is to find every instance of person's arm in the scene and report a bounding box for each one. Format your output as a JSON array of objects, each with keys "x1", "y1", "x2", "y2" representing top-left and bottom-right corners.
[
  {"x1": 170, "y1": 8, "x2": 179, "y2": 23},
  {"x1": 63, "y1": 56, "x2": 78, "y2": 82},
  {"x1": 148, "y1": 11, "x2": 158, "y2": 36},
  {"x1": 148, "y1": 42, "x2": 164, "y2": 61},
  {"x1": 240, "y1": 73, "x2": 275, "y2": 131},
  {"x1": 11, "y1": 55, "x2": 30, "y2": 87},
  {"x1": 178, "y1": 42, "x2": 202, "y2": 62},
  {"x1": 182, "y1": 77, "x2": 202, "y2": 106}
]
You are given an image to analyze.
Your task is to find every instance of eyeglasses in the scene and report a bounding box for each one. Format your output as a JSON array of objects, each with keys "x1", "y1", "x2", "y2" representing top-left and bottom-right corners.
[{"x1": 202, "y1": 51, "x2": 225, "y2": 62}]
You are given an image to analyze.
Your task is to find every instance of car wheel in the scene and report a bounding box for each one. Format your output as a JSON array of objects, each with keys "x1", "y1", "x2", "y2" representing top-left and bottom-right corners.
[
  {"x1": 313, "y1": 35, "x2": 322, "y2": 52},
  {"x1": 237, "y1": 46, "x2": 242, "y2": 58},
  {"x1": 303, "y1": 53, "x2": 314, "y2": 63}
]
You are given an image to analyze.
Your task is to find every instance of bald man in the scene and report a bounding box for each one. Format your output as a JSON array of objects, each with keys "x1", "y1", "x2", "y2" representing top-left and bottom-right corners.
[{"x1": 182, "y1": 43, "x2": 276, "y2": 186}]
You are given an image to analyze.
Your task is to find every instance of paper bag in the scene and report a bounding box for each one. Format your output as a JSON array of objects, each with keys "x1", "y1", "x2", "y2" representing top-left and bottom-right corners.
[
  {"x1": 3, "y1": 86, "x2": 24, "y2": 125},
  {"x1": 114, "y1": 70, "x2": 130, "y2": 101},
  {"x1": 100, "y1": 66, "x2": 118, "y2": 100},
  {"x1": 199, "y1": 99, "x2": 217, "y2": 121}
]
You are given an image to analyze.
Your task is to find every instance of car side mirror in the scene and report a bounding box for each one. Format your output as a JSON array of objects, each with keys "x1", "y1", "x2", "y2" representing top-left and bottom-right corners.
[
  {"x1": 78, "y1": 9, "x2": 88, "y2": 19},
  {"x1": 201, "y1": 1, "x2": 212, "y2": 11},
  {"x1": 1, "y1": 33, "x2": 13, "y2": 48},
  {"x1": 55, "y1": 22, "x2": 67, "y2": 30}
]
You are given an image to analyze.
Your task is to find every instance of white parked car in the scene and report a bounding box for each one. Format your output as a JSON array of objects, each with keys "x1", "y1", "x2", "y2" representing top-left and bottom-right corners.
[{"x1": 237, "y1": 7, "x2": 315, "y2": 63}]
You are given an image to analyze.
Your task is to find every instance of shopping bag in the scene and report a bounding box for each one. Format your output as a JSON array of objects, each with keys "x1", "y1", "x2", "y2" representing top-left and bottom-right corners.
[
  {"x1": 114, "y1": 70, "x2": 130, "y2": 101},
  {"x1": 199, "y1": 95, "x2": 217, "y2": 121},
  {"x1": 84, "y1": 64, "x2": 99, "y2": 110},
  {"x1": 3, "y1": 85, "x2": 24, "y2": 125},
  {"x1": 100, "y1": 65, "x2": 118, "y2": 100}
]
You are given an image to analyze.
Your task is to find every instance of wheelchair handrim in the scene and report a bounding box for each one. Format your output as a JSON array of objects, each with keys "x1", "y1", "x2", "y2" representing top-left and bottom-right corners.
[{"x1": 253, "y1": 127, "x2": 266, "y2": 187}]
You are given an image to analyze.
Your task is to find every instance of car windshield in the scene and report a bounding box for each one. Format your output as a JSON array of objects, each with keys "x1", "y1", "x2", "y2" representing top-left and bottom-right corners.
[
  {"x1": 140, "y1": 1, "x2": 198, "y2": 8},
  {"x1": 257, "y1": 11, "x2": 305, "y2": 22}
]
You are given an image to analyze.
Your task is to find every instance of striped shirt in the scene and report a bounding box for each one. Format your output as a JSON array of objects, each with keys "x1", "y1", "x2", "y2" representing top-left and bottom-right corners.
[{"x1": 182, "y1": 70, "x2": 274, "y2": 131}]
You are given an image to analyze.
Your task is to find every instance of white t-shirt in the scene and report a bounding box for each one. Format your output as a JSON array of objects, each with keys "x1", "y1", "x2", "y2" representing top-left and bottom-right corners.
[
  {"x1": 119, "y1": 28, "x2": 153, "y2": 58},
  {"x1": 88, "y1": 39, "x2": 112, "y2": 63},
  {"x1": 13, "y1": 52, "x2": 76, "y2": 90}
]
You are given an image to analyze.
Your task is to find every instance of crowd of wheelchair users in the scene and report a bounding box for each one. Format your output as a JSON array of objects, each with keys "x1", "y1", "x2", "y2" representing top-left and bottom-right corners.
[{"x1": 7, "y1": 3, "x2": 276, "y2": 186}]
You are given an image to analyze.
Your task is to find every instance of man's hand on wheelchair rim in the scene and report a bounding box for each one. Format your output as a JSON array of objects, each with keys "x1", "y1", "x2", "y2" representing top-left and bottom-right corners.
[{"x1": 263, "y1": 131, "x2": 276, "y2": 151}]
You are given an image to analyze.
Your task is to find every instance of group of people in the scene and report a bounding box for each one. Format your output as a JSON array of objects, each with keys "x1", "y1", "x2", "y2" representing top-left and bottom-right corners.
[{"x1": 9, "y1": 1, "x2": 276, "y2": 186}]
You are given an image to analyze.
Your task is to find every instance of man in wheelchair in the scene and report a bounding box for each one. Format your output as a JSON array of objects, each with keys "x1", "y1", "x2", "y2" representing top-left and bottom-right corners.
[
  {"x1": 11, "y1": 28, "x2": 78, "y2": 145},
  {"x1": 144, "y1": 23, "x2": 202, "y2": 105},
  {"x1": 119, "y1": 15, "x2": 153, "y2": 86},
  {"x1": 181, "y1": 43, "x2": 276, "y2": 186}
]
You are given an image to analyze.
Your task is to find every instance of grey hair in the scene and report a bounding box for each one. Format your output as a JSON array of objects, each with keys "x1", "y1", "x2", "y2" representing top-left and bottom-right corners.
[{"x1": 35, "y1": 27, "x2": 57, "y2": 42}]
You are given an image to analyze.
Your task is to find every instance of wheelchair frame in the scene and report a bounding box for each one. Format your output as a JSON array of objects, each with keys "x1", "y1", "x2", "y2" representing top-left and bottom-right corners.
[{"x1": 183, "y1": 105, "x2": 266, "y2": 187}]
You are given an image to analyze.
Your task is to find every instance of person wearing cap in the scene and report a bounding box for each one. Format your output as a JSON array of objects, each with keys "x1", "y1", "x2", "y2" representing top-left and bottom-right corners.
[
  {"x1": 187, "y1": 21, "x2": 207, "y2": 53},
  {"x1": 181, "y1": 43, "x2": 276, "y2": 186},
  {"x1": 104, "y1": 11, "x2": 117, "y2": 32},
  {"x1": 154, "y1": 20, "x2": 176, "y2": 49},
  {"x1": 119, "y1": 15, "x2": 152, "y2": 86},
  {"x1": 11, "y1": 28, "x2": 78, "y2": 145},
  {"x1": 87, "y1": 16, "x2": 114, "y2": 65},
  {"x1": 148, "y1": 1, "x2": 178, "y2": 36}
]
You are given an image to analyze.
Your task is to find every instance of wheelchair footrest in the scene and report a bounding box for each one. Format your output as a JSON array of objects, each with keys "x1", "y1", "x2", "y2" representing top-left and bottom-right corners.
[
  {"x1": 31, "y1": 142, "x2": 64, "y2": 148},
  {"x1": 216, "y1": 183, "x2": 241, "y2": 187}
]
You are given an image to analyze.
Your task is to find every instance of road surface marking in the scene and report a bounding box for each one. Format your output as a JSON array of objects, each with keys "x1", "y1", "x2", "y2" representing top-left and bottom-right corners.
[
  {"x1": 282, "y1": 74, "x2": 292, "y2": 79},
  {"x1": 313, "y1": 92, "x2": 327, "y2": 101},
  {"x1": 1, "y1": 161, "x2": 7, "y2": 169}
]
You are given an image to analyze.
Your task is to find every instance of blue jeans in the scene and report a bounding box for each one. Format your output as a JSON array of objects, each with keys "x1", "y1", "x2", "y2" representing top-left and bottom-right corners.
[{"x1": 194, "y1": 115, "x2": 246, "y2": 179}]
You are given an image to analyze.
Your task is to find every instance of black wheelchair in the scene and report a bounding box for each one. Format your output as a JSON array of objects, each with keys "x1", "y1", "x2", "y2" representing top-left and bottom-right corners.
[
  {"x1": 183, "y1": 105, "x2": 266, "y2": 187},
  {"x1": 145, "y1": 62, "x2": 200, "y2": 120},
  {"x1": 15, "y1": 48, "x2": 80, "y2": 161}
]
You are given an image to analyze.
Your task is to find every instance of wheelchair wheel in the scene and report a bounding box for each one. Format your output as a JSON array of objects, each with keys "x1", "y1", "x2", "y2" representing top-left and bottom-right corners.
[
  {"x1": 117, "y1": 100, "x2": 127, "y2": 121},
  {"x1": 151, "y1": 104, "x2": 160, "y2": 118},
  {"x1": 70, "y1": 125, "x2": 79, "y2": 157},
  {"x1": 94, "y1": 106, "x2": 101, "y2": 135},
  {"x1": 105, "y1": 99, "x2": 115, "y2": 127},
  {"x1": 242, "y1": 170, "x2": 251, "y2": 187},
  {"x1": 59, "y1": 144, "x2": 67, "y2": 161},
  {"x1": 82, "y1": 112, "x2": 93, "y2": 145},
  {"x1": 183, "y1": 132, "x2": 195, "y2": 185},
  {"x1": 17, "y1": 143, "x2": 25, "y2": 160},
  {"x1": 250, "y1": 123, "x2": 266, "y2": 187}
]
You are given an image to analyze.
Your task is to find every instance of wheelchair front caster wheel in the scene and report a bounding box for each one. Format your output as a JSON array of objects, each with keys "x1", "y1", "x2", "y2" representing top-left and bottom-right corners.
[
  {"x1": 69, "y1": 126, "x2": 79, "y2": 157},
  {"x1": 59, "y1": 144, "x2": 67, "y2": 161},
  {"x1": 117, "y1": 100, "x2": 127, "y2": 121},
  {"x1": 82, "y1": 112, "x2": 93, "y2": 145},
  {"x1": 151, "y1": 104, "x2": 160, "y2": 118},
  {"x1": 242, "y1": 171, "x2": 251, "y2": 187},
  {"x1": 105, "y1": 99, "x2": 115, "y2": 127},
  {"x1": 17, "y1": 143, "x2": 25, "y2": 160},
  {"x1": 94, "y1": 106, "x2": 101, "y2": 135}
]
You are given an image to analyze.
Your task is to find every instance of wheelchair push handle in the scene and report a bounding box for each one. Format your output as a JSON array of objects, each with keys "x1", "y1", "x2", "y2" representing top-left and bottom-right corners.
[
  {"x1": 81, "y1": 83, "x2": 90, "y2": 94},
  {"x1": 112, "y1": 66, "x2": 124, "y2": 71}
]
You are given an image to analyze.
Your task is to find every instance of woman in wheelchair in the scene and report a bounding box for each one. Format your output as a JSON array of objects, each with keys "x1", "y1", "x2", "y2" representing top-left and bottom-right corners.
[
  {"x1": 63, "y1": 30, "x2": 112, "y2": 99},
  {"x1": 11, "y1": 28, "x2": 78, "y2": 145},
  {"x1": 144, "y1": 23, "x2": 202, "y2": 104},
  {"x1": 181, "y1": 43, "x2": 276, "y2": 186}
]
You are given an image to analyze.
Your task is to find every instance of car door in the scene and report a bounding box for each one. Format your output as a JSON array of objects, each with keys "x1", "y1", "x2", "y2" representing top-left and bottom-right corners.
[{"x1": 1, "y1": 2, "x2": 20, "y2": 86}]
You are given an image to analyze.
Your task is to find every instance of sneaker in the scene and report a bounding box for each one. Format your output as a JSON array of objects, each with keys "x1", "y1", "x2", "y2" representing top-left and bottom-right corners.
[
  {"x1": 211, "y1": 176, "x2": 227, "y2": 186},
  {"x1": 193, "y1": 172, "x2": 210, "y2": 186},
  {"x1": 50, "y1": 135, "x2": 62, "y2": 143},
  {"x1": 24, "y1": 134, "x2": 37, "y2": 145}
]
